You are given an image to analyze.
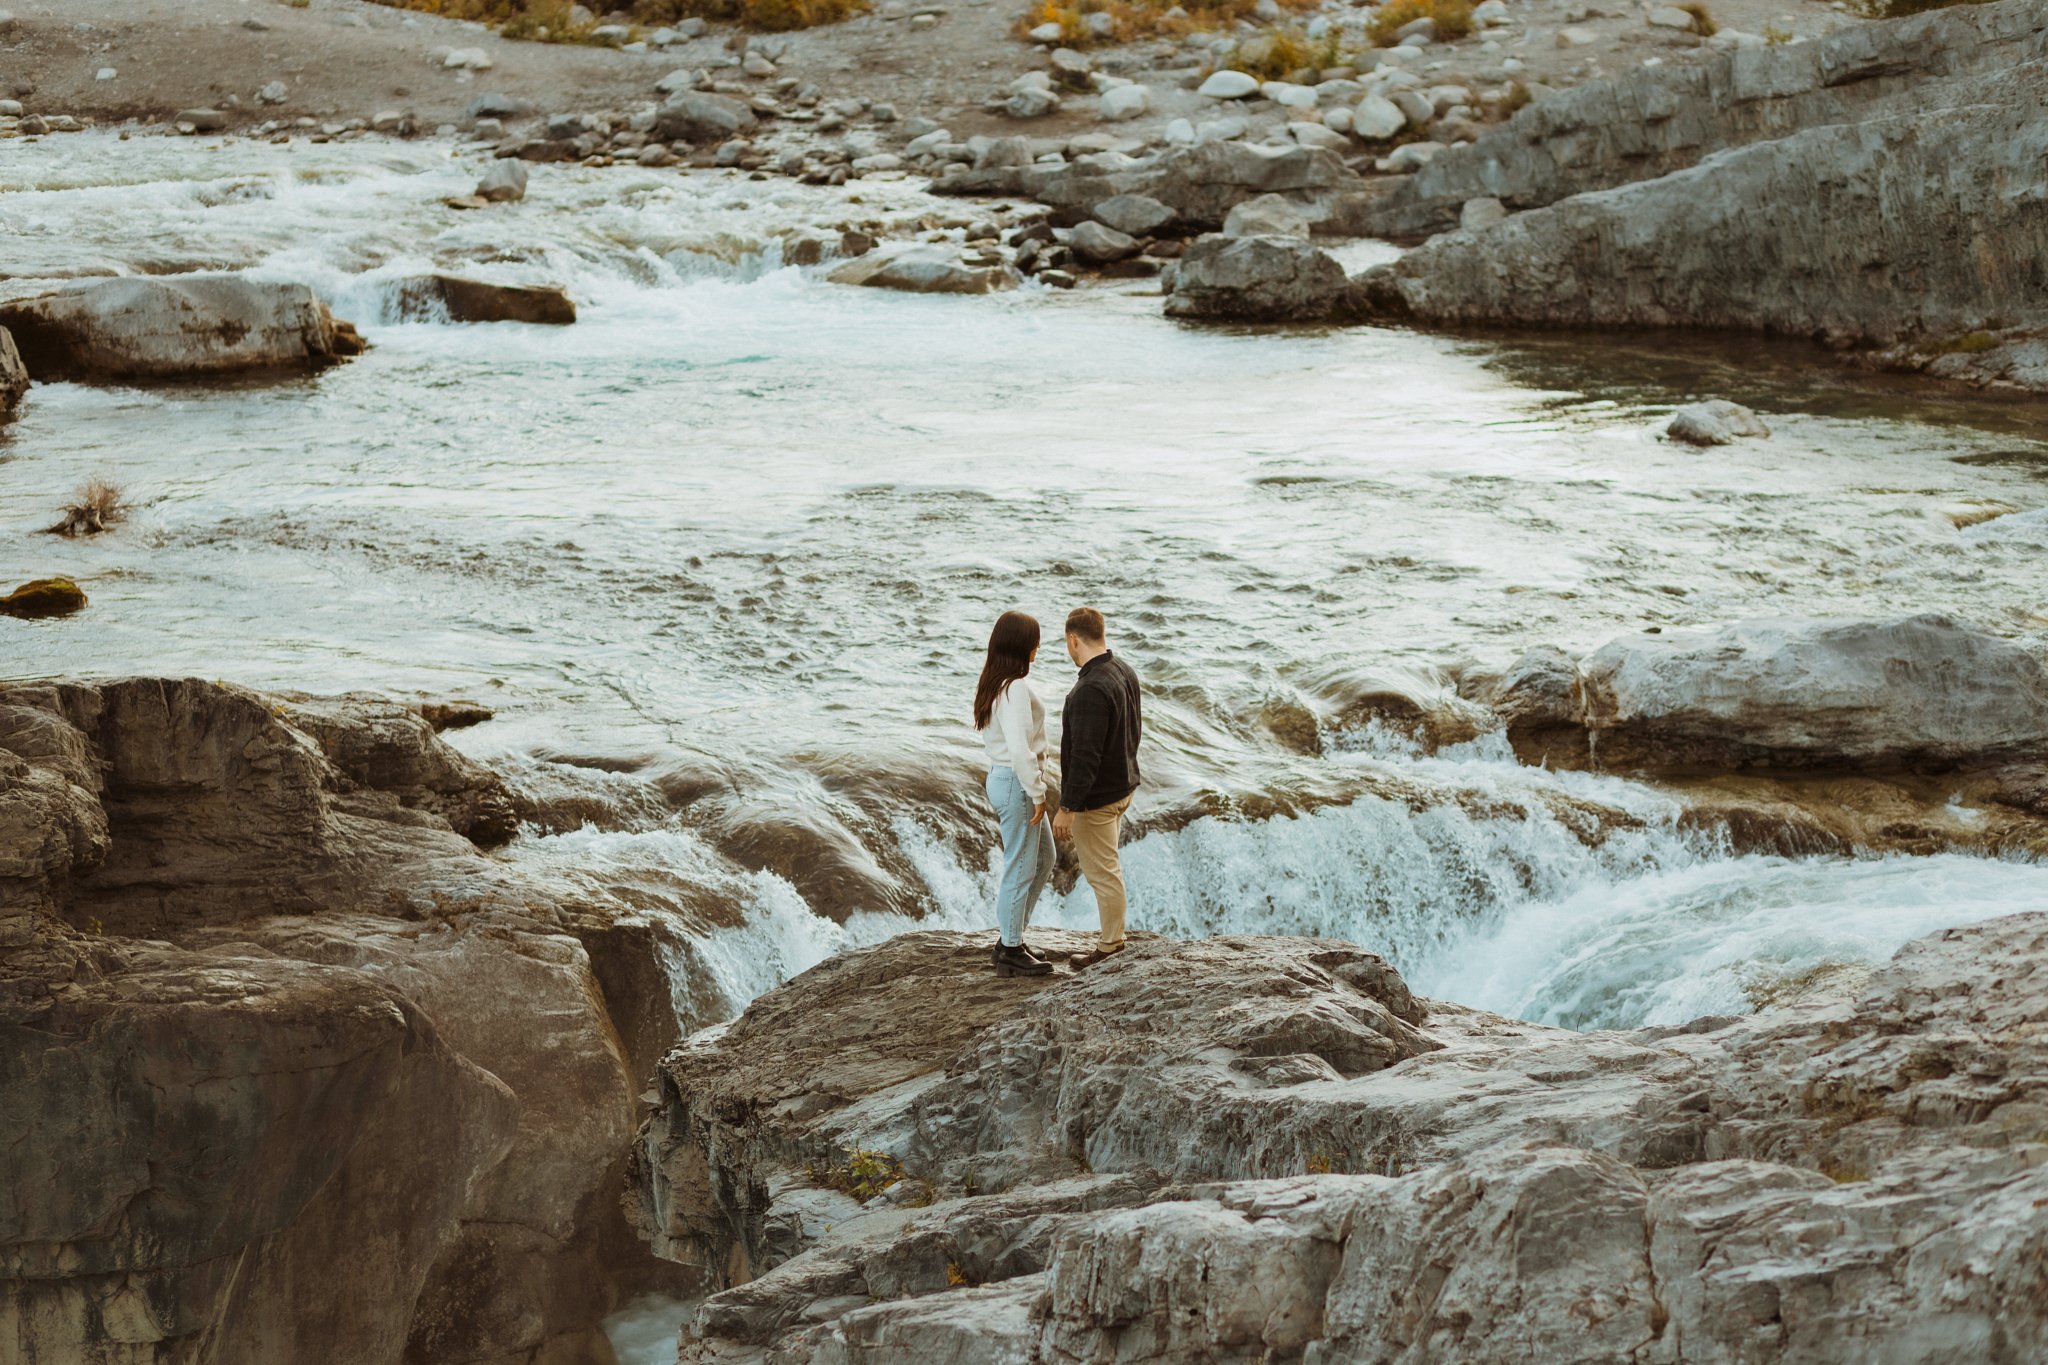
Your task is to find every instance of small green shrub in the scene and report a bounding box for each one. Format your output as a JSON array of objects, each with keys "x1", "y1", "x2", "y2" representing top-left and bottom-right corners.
[{"x1": 807, "y1": 1147, "x2": 907, "y2": 1201}]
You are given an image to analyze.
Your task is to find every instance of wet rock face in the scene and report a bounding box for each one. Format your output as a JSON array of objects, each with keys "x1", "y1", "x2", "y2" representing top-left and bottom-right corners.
[
  {"x1": 0, "y1": 325, "x2": 26, "y2": 420},
  {"x1": 0, "y1": 678, "x2": 697, "y2": 1365},
  {"x1": 0, "y1": 275, "x2": 366, "y2": 381},
  {"x1": 0, "y1": 919, "x2": 520, "y2": 1365},
  {"x1": 642, "y1": 916, "x2": 2048, "y2": 1364}
]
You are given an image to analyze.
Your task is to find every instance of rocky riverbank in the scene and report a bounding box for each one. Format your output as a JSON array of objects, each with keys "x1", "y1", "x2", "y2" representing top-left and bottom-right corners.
[
  {"x1": 632, "y1": 918, "x2": 2048, "y2": 1363},
  {"x1": 6, "y1": 0, "x2": 2042, "y2": 396}
]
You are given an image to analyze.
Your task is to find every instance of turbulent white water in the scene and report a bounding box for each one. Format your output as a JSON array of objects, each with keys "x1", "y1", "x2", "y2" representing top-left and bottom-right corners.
[{"x1": 7, "y1": 134, "x2": 2048, "y2": 1036}]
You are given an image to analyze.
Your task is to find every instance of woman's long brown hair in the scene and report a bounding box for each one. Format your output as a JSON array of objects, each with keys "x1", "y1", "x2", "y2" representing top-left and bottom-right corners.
[{"x1": 973, "y1": 611, "x2": 1040, "y2": 730}]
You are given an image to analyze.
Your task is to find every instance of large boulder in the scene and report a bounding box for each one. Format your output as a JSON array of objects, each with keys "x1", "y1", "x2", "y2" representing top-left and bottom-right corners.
[
  {"x1": 639, "y1": 917, "x2": 2048, "y2": 1363},
  {"x1": 1164, "y1": 234, "x2": 1350, "y2": 322},
  {"x1": 827, "y1": 246, "x2": 1020, "y2": 295},
  {"x1": 1477, "y1": 615, "x2": 2048, "y2": 774},
  {"x1": 653, "y1": 91, "x2": 756, "y2": 143},
  {"x1": 0, "y1": 276, "x2": 366, "y2": 382},
  {"x1": 392, "y1": 274, "x2": 576, "y2": 325},
  {"x1": 0, "y1": 325, "x2": 26, "y2": 420}
]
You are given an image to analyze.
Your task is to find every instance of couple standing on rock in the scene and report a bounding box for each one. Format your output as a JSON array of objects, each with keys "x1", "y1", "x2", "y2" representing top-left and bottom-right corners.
[{"x1": 973, "y1": 606, "x2": 1142, "y2": 978}]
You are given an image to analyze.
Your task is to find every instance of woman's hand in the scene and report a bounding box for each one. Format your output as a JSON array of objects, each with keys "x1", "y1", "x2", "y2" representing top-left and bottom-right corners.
[{"x1": 1029, "y1": 803, "x2": 1046, "y2": 826}]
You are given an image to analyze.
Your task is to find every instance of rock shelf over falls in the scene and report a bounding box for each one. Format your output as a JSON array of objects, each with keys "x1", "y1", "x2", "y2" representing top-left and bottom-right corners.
[
  {"x1": 634, "y1": 921, "x2": 2048, "y2": 1364},
  {"x1": 5, "y1": 606, "x2": 2048, "y2": 1363}
]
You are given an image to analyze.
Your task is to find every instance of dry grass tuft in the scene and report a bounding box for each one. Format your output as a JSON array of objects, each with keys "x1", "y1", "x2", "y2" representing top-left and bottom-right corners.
[
  {"x1": 1367, "y1": 0, "x2": 1473, "y2": 46},
  {"x1": 46, "y1": 477, "x2": 125, "y2": 538},
  {"x1": 1678, "y1": 1, "x2": 1717, "y2": 35},
  {"x1": 1017, "y1": 0, "x2": 1317, "y2": 49}
]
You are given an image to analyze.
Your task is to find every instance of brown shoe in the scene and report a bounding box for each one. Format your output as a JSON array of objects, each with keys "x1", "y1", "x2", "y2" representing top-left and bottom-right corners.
[
  {"x1": 993, "y1": 944, "x2": 1053, "y2": 978},
  {"x1": 1068, "y1": 944, "x2": 1126, "y2": 970}
]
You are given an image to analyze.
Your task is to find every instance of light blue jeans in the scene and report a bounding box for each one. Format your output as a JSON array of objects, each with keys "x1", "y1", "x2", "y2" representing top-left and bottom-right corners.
[{"x1": 986, "y1": 765, "x2": 1055, "y2": 947}]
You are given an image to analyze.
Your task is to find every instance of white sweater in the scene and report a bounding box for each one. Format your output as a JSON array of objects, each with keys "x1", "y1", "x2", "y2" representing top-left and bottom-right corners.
[{"x1": 979, "y1": 677, "x2": 1050, "y2": 805}]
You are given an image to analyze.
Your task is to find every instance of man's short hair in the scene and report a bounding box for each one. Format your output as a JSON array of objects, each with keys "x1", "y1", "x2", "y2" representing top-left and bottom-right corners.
[{"x1": 1065, "y1": 607, "x2": 1106, "y2": 642}]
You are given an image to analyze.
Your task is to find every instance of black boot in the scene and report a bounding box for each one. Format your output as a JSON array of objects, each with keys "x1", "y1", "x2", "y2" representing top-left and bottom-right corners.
[{"x1": 993, "y1": 943, "x2": 1052, "y2": 977}]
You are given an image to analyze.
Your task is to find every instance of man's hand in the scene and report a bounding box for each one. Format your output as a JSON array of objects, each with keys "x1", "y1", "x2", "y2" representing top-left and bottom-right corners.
[
  {"x1": 1051, "y1": 810, "x2": 1074, "y2": 841},
  {"x1": 1029, "y1": 803, "x2": 1046, "y2": 827}
]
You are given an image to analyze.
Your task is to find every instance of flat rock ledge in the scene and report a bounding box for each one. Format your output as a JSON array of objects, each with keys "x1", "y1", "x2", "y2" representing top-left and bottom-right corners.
[{"x1": 633, "y1": 919, "x2": 2048, "y2": 1363}]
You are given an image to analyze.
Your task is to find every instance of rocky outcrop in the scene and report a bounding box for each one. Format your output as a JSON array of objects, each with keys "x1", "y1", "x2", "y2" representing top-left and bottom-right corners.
[
  {"x1": 936, "y1": 141, "x2": 1359, "y2": 234},
  {"x1": 1350, "y1": 81, "x2": 2048, "y2": 355},
  {"x1": 0, "y1": 324, "x2": 26, "y2": 420},
  {"x1": 1339, "y1": 0, "x2": 2048, "y2": 387},
  {"x1": 392, "y1": 275, "x2": 577, "y2": 325},
  {"x1": 636, "y1": 917, "x2": 2048, "y2": 1363},
  {"x1": 827, "y1": 246, "x2": 1019, "y2": 295},
  {"x1": 1466, "y1": 614, "x2": 2048, "y2": 776},
  {"x1": 1163, "y1": 234, "x2": 1350, "y2": 323},
  {"x1": 0, "y1": 276, "x2": 366, "y2": 382},
  {"x1": 1356, "y1": 0, "x2": 2048, "y2": 240},
  {"x1": 0, "y1": 679, "x2": 698, "y2": 1365}
]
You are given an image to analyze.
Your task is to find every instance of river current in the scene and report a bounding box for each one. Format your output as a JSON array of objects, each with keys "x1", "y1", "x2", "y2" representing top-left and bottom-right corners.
[{"x1": 7, "y1": 136, "x2": 2048, "y2": 1044}]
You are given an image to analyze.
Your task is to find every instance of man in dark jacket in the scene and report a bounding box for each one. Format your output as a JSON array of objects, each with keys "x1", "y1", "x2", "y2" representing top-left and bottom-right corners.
[{"x1": 1051, "y1": 606, "x2": 1142, "y2": 969}]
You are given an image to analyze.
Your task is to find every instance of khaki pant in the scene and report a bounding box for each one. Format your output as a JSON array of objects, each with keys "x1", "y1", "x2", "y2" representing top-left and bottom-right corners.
[{"x1": 1072, "y1": 792, "x2": 1133, "y2": 949}]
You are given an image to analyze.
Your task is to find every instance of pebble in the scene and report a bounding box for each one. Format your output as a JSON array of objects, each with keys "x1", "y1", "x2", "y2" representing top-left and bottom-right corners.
[
  {"x1": 1290, "y1": 122, "x2": 1348, "y2": 151},
  {"x1": 0, "y1": 99, "x2": 20, "y2": 117},
  {"x1": 1556, "y1": 25, "x2": 1598, "y2": 46},
  {"x1": 1647, "y1": 4, "x2": 1697, "y2": 26},
  {"x1": 96, "y1": 68, "x2": 117, "y2": 82},
  {"x1": 1459, "y1": 196, "x2": 1507, "y2": 229},
  {"x1": 259, "y1": 80, "x2": 288, "y2": 105},
  {"x1": 743, "y1": 53, "x2": 777, "y2": 77},
  {"x1": 1099, "y1": 84, "x2": 1148, "y2": 120},
  {"x1": 475, "y1": 158, "x2": 528, "y2": 202},
  {"x1": 1029, "y1": 21, "x2": 1063, "y2": 42},
  {"x1": 1162, "y1": 116, "x2": 1196, "y2": 144},
  {"x1": 1197, "y1": 70, "x2": 1259, "y2": 99},
  {"x1": 445, "y1": 48, "x2": 494, "y2": 71},
  {"x1": 1473, "y1": 0, "x2": 1510, "y2": 23},
  {"x1": 1260, "y1": 80, "x2": 1317, "y2": 109}
]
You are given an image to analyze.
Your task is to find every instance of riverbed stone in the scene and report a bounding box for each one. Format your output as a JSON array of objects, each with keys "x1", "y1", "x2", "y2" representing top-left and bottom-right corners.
[
  {"x1": 1353, "y1": 92, "x2": 1408, "y2": 140},
  {"x1": 1198, "y1": 70, "x2": 1261, "y2": 99},
  {"x1": 1092, "y1": 192, "x2": 1176, "y2": 236},
  {"x1": 1163, "y1": 233, "x2": 1349, "y2": 321},
  {"x1": 474, "y1": 158, "x2": 528, "y2": 202},
  {"x1": 1067, "y1": 220, "x2": 1142, "y2": 264},
  {"x1": 393, "y1": 276, "x2": 576, "y2": 326},
  {"x1": 1223, "y1": 192, "x2": 1311, "y2": 237},
  {"x1": 0, "y1": 577, "x2": 87, "y2": 618},
  {"x1": 826, "y1": 245, "x2": 1020, "y2": 294},
  {"x1": 1664, "y1": 398, "x2": 1769, "y2": 444},
  {"x1": 653, "y1": 91, "x2": 756, "y2": 143},
  {"x1": 0, "y1": 276, "x2": 365, "y2": 382}
]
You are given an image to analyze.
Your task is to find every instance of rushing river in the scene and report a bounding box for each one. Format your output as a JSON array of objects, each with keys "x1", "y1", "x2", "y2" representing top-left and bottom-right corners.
[{"x1": 6, "y1": 135, "x2": 2048, "y2": 1035}]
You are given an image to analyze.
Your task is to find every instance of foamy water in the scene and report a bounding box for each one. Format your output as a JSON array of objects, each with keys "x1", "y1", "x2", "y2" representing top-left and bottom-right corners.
[{"x1": 6, "y1": 135, "x2": 2048, "y2": 1046}]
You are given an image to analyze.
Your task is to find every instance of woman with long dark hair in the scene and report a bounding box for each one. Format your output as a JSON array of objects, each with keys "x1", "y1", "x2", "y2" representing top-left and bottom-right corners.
[{"x1": 974, "y1": 610, "x2": 1057, "y2": 977}]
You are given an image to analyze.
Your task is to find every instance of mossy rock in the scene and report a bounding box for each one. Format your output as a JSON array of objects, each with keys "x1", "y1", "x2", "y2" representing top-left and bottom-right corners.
[{"x1": 1, "y1": 577, "x2": 87, "y2": 618}]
